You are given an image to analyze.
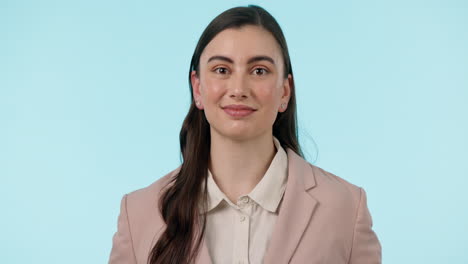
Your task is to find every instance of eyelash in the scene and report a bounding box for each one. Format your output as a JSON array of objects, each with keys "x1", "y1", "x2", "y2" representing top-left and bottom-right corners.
[{"x1": 213, "y1": 67, "x2": 269, "y2": 75}]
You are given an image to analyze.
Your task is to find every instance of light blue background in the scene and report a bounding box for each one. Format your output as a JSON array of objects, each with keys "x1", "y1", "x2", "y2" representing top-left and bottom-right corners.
[{"x1": 1, "y1": 0, "x2": 467, "y2": 263}]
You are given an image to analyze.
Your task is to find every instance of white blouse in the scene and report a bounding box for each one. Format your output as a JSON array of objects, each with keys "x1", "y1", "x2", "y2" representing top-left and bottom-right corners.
[{"x1": 200, "y1": 137, "x2": 288, "y2": 264}]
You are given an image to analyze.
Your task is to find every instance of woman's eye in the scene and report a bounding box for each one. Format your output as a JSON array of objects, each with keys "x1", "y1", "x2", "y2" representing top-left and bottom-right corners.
[
  {"x1": 214, "y1": 67, "x2": 228, "y2": 74},
  {"x1": 253, "y1": 68, "x2": 268, "y2": 75}
]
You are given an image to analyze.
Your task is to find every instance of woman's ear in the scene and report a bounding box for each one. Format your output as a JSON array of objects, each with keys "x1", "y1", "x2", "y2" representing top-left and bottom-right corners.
[
  {"x1": 279, "y1": 74, "x2": 292, "y2": 112},
  {"x1": 191, "y1": 70, "x2": 203, "y2": 109}
]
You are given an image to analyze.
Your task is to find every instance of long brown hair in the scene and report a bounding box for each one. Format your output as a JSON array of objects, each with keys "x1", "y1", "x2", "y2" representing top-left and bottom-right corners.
[{"x1": 148, "y1": 5, "x2": 303, "y2": 264}]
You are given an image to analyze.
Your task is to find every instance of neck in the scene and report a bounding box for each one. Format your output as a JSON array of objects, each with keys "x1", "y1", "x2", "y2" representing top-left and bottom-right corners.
[{"x1": 209, "y1": 131, "x2": 277, "y2": 203}]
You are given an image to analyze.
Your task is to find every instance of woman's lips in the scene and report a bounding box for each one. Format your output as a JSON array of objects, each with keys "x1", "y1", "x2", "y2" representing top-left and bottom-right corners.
[
  {"x1": 222, "y1": 104, "x2": 257, "y2": 118},
  {"x1": 223, "y1": 108, "x2": 255, "y2": 117}
]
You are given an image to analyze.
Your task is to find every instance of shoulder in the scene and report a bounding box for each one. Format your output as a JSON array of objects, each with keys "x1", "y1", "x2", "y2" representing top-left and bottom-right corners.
[
  {"x1": 310, "y1": 163, "x2": 362, "y2": 192},
  {"x1": 307, "y1": 164, "x2": 381, "y2": 262},
  {"x1": 303, "y1": 163, "x2": 372, "y2": 238},
  {"x1": 286, "y1": 148, "x2": 363, "y2": 205},
  {"x1": 127, "y1": 166, "x2": 179, "y2": 202},
  {"x1": 110, "y1": 167, "x2": 180, "y2": 260},
  {"x1": 307, "y1": 163, "x2": 363, "y2": 210},
  {"x1": 123, "y1": 166, "x2": 180, "y2": 238},
  {"x1": 125, "y1": 166, "x2": 180, "y2": 215}
]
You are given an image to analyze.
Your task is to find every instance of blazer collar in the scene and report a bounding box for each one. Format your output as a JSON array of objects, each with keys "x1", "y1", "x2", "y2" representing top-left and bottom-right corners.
[{"x1": 195, "y1": 148, "x2": 318, "y2": 264}]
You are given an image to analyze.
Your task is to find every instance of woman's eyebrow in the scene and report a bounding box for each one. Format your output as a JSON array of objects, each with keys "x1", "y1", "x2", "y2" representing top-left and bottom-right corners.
[
  {"x1": 247, "y1": 55, "x2": 275, "y2": 65},
  {"x1": 207, "y1": 55, "x2": 234, "y2": 64},
  {"x1": 207, "y1": 55, "x2": 275, "y2": 65}
]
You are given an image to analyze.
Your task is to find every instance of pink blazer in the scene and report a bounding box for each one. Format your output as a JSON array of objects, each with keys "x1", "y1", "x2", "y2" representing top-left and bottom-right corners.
[{"x1": 109, "y1": 148, "x2": 382, "y2": 264}]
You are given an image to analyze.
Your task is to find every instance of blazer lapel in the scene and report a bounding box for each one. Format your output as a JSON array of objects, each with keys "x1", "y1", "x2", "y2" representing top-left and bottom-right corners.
[{"x1": 263, "y1": 148, "x2": 318, "y2": 264}]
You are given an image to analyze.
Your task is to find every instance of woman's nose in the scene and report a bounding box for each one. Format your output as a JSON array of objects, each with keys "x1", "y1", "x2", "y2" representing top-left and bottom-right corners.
[{"x1": 229, "y1": 73, "x2": 249, "y2": 99}]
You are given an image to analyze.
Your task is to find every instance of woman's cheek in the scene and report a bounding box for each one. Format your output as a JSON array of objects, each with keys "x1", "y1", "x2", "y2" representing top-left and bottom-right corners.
[
  {"x1": 258, "y1": 86, "x2": 278, "y2": 102},
  {"x1": 204, "y1": 79, "x2": 225, "y2": 97}
]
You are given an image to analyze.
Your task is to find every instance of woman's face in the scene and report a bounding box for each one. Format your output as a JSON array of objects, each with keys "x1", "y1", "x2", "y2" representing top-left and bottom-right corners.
[{"x1": 191, "y1": 25, "x2": 292, "y2": 141}]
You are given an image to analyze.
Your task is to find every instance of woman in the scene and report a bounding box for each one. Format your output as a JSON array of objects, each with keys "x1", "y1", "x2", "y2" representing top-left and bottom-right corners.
[{"x1": 109, "y1": 5, "x2": 381, "y2": 264}]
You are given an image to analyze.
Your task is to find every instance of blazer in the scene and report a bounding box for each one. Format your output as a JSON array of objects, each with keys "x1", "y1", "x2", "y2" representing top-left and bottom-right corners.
[{"x1": 109, "y1": 148, "x2": 382, "y2": 264}]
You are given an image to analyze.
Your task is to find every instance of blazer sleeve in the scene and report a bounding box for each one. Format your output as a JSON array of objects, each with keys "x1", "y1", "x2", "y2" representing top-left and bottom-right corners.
[
  {"x1": 109, "y1": 194, "x2": 137, "y2": 264},
  {"x1": 348, "y1": 188, "x2": 382, "y2": 264}
]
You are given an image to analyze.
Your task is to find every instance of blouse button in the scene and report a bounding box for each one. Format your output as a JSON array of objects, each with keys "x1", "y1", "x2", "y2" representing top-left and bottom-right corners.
[
  {"x1": 240, "y1": 216, "x2": 246, "y2": 222},
  {"x1": 241, "y1": 196, "x2": 249, "y2": 204}
]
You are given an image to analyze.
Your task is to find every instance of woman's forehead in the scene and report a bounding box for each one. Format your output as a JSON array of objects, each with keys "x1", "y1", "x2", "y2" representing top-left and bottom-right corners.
[{"x1": 200, "y1": 25, "x2": 283, "y2": 65}]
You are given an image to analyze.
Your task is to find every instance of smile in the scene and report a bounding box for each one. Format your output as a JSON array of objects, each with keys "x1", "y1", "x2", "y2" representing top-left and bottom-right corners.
[{"x1": 222, "y1": 104, "x2": 257, "y2": 118}]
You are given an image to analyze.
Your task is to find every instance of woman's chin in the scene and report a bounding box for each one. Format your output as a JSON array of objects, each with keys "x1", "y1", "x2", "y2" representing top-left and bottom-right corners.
[{"x1": 211, "y1": 126, "x2": 266, "y2": 142}]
